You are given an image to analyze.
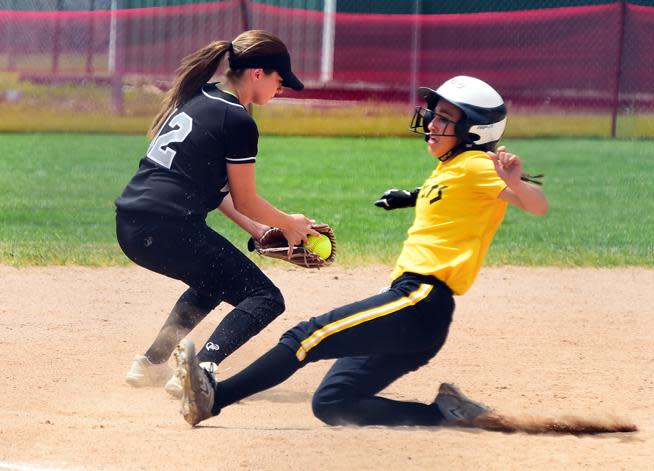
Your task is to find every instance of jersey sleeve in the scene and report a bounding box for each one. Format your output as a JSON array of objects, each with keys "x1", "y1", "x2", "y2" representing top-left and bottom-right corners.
[
  {"x1": 465, "y1": 154, "x2": 507, "y2": 199},
  {"x1": 224, "y1": 110, "x2": 259, "y2": 164}
]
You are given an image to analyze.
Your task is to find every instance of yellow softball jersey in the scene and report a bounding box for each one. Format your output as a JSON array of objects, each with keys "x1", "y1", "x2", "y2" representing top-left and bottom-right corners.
[{"x1": 391, "y1": 150, "x2": 508, "y2": 295}]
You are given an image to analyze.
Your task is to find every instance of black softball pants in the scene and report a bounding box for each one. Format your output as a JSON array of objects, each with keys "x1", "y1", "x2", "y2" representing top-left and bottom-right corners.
[
  {"x1": 115, "y1": 210, "x2": 284, "y2": 364},
  {"x1": 213, "y1": 273, "x2": 454, "y2": 426}
]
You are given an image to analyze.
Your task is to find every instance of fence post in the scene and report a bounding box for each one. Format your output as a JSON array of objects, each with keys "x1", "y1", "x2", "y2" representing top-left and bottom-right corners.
[
  {"x1": 86, "y1": 0, "x2": 96, "y2": 74},
  {"x1": 409, "y1": 0, "x2": 422, "y2": 106},
  {"x1": 52, "y1": 0, "x2": 63, "y2": 74},
  {"x1": 611, "y1": 0, "x2": 626, "y2": 138},
  {"x1": 108, "y1": 0, "x2": 123, "y2": 114},
  {"x1": 239, "y1": 0, "x2": 250, "y2": 31},
  {"x1": 7, "y1": 0, "x2": 17, "y2": 70},
  {"x1": 320, "y1": 0, "x2": 336, "y2": 83}
]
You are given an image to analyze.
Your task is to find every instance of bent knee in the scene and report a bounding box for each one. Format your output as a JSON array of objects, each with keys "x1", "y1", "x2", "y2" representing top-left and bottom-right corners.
[
  {"x1": 263, "y1": 285, "x2": 285, "y2": 315},
  {"x1": 312, "y1": 397, "x2": 350, "y2": 426},
  {"x1": 246, "y1": 284, "x2": 285, "y2": 314},
  {"x1": 311, "y1": 385, "x2": 359, "y2": 426}
]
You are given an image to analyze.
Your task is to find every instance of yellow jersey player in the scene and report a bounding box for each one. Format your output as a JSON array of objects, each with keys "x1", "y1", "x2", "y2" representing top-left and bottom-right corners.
[{"x1": 173, "y1": 76, "x2": 548, "y2": 427}]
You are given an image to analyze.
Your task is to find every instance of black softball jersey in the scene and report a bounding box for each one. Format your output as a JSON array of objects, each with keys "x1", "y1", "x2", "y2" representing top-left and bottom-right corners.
[{"x1": 115, "y1": 84, "x2": 258, "y2": 219}]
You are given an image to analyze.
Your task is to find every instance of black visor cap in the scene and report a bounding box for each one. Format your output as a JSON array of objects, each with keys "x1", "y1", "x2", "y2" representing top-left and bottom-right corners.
[
  {"x1": 418, "y1": 87, "x2": 440, "y2": 109},
  {"x1": 228, "y1": 52, "x2": 304, "y2": 91}
]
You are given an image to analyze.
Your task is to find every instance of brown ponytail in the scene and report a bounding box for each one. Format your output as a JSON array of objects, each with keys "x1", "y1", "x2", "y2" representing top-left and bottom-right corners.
[
  {"x1": 148, "y1": 30, "x2": 291, "y2": 138},
  {"x1": 148, "y1": 40, "x2": 231, "y2": 138}
]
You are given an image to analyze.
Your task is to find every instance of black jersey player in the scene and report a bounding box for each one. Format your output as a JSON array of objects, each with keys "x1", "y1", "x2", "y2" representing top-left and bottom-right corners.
[
  {"x1": 117, "y1": 30, "x2": 319, "y2": 397},
  {"x1": 174, "y1": 76, "x2": 548, "y2": 427}
]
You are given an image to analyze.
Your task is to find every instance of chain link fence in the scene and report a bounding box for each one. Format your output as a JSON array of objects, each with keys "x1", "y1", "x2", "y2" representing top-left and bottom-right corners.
[{"x1": 1, "y1": 0, "x2": 652, "y2": 137}]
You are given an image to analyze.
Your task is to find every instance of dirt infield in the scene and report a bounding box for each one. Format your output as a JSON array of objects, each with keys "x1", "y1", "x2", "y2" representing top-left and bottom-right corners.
[{"x1": 1, "y1": 265, "x2": 652, "y2": 470}]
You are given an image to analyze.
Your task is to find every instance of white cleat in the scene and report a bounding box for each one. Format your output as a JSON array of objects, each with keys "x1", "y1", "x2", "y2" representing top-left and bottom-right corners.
[
  {"x1": 174, "y1": 339, "x2": 217, "y2": 426},
  {"x1": 434, "y1": 383, "x2": 491, "y2": 424},
  {"x1": 165, "y1": 361, "x2": 218, "y2": 399},
  {"x1": 126, "y1": 355, "x2": 174, "y2": 387}
]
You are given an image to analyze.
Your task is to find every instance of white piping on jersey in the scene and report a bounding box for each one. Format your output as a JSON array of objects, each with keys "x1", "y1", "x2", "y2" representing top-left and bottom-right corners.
[
  {"x1": 226, "y1": 156, "x2": 256, "y2": 163},
  {"x1": 202, "y1": 88, "x2": 246, "y2": 109}
]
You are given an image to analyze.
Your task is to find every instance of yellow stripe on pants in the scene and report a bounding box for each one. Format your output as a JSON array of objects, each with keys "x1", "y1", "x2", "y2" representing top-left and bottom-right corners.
[{"x1": 295, "y1": 284, "x2": 433, "y2": 361}]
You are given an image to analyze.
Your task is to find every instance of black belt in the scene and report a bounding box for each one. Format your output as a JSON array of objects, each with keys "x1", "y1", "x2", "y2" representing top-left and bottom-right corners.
[{"x1": 396, "y1": 272, "x2": 452, "y2": 295}]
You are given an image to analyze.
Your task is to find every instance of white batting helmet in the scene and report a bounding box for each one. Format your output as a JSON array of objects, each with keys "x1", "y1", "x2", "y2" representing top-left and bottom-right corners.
[{"x1": 412, "y1": 75, "x2": 507, "y2": 151}]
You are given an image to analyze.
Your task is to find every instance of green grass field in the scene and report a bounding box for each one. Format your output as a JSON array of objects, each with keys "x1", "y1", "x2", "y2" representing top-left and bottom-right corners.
[{"x1": 1, "y1": 133, "x2": 652, "y2": 267}]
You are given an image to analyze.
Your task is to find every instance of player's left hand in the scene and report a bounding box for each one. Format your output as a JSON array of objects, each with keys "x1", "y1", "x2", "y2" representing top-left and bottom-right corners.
[
  {"x1": 488, "y1": 146, "x2": 523, "y2": 188},
  {"x1": 374, "y1": 187, "x2": 420, "y2": 210},
  {"x1": 251, "y1": 223, "x2": 271, "y2": 241}
]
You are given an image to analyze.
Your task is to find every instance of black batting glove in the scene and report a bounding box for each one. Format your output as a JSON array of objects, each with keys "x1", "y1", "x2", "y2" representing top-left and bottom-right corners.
[{"x1": 374, "y1": 187, "x2": 420, "y2": 210}]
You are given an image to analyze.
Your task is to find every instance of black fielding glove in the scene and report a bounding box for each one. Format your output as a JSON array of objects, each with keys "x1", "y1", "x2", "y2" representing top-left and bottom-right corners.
[{"x1": 374, "y1": 187, "x2": 420, "y2": 210}]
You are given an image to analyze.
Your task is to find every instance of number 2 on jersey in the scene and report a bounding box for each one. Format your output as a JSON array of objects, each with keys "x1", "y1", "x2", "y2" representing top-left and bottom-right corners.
[{"x1": 146, "y1": 112, "x2": 193, "y2": 169}]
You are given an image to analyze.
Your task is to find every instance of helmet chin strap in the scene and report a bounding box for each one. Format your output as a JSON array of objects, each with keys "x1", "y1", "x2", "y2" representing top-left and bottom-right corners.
[
  {"x1": 437, "y1": 149, "x2": 455, "y2": 162},
  {"x1": 436, "y1": 142, "x2": 469, "y2": 162}
]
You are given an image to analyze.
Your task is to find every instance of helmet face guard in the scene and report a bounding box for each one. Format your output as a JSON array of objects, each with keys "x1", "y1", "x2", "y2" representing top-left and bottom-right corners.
[{"x1": 409, "y1": 106, "x2": 458, "y2": 142}]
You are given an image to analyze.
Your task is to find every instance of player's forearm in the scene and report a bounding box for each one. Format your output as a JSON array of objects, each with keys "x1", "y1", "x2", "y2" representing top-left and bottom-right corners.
[
  {"x1": 218, "y1": 194, "x2": 269, "y2": 239},
  {"x1": 231, "y1": 193, "x2": 295, "y2": 230},
  {"x1": 507, "y1": 181, "x2": 549, "y2": 215}
]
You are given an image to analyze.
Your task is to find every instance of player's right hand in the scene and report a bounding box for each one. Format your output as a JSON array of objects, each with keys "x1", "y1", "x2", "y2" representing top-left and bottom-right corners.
[
  {"x1": 374, "y1": 188, "x2": 420, "y2": 210},
  {"x1": 281, "y1": 214, "x2": 319, "y2": 256}
]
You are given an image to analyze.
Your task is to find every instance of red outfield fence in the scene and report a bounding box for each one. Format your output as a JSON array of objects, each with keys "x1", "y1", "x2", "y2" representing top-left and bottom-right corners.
[{"x1": 1, "y1": 1, "x2": 653, "y2": 135}]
